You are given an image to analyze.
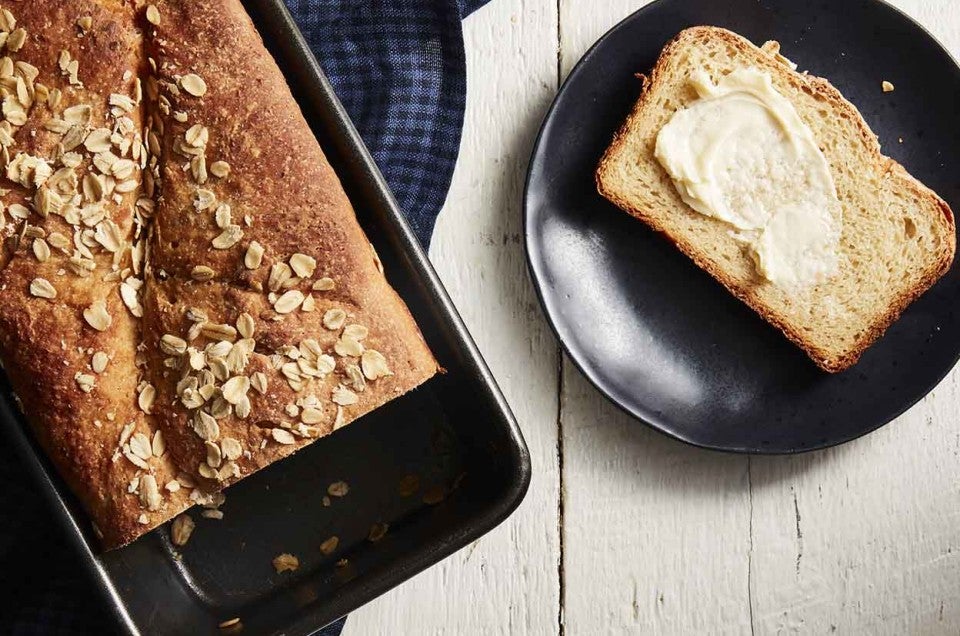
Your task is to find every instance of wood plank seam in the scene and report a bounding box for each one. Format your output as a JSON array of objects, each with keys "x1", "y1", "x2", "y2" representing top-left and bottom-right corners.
[
  {"x1": 555, "y1": 4, "x2": 566, "y2": 636},
  {"x1": 748, "y1": 457, "x2": 756, "y2": 636},
  {"x1": 556, "y1": 356, "x2": 565, "y2": 636},
  {"x1": 793, "y1": 487, "x2": 803, "y2": 577}
]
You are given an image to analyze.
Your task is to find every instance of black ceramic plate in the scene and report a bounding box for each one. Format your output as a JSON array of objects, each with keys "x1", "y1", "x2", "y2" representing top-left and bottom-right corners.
[{"x1": 525, "y1": 0, "x2": 960, "y2": 453}]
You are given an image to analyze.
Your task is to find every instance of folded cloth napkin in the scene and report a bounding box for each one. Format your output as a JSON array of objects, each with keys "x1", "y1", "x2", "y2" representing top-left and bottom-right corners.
[
  {"x1": 290, "y1": 0, "x2": 490, "y2": 245},
  {"x1": 0, "y1": 0, "x2": 488, "y2": 632}
]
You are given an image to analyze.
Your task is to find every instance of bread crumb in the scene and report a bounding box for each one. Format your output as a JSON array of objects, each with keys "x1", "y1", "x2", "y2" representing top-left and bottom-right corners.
[
  {"x1": 398, "y1": 474, "x2": 420, "y2": 497},
  {"x1": 327, "y1": 480, "x2": 349, "y2": 497},
  {"x1": 422, "y1": 485, "x2": 446, "y2": 505},
  {"x1": 882, "y1": 80, "x2": 895, "y2": 93},
  {"x1": 320, "y1": 535, "x2": 339, "y2": 555},
  {"x1": 272, "y1": 553, "x2": 299, "y2": 573},
  {"x1": 368, "y1": 522, "x2": 389, "y2": 542}
]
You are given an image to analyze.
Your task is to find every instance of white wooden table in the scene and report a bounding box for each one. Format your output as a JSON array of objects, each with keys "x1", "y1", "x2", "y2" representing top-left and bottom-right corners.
[{"x1": 345, "y1": 1, "x2": 960, "y2": 633}]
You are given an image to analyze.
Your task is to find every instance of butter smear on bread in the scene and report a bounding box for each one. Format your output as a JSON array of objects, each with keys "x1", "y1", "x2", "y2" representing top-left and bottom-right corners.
[{"x1": 655, "y1": 67, "x2": 841, "y2": 288}]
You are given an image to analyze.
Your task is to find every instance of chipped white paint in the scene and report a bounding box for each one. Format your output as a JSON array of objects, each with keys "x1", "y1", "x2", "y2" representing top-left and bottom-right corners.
[{"x1": 347, "y1": 1, "x2": 960, "y2": 634}]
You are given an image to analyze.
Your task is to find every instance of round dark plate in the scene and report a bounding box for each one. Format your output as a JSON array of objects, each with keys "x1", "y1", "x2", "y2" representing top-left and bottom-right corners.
[{"x1": 524, "y1": 0, "x2": 960, "y2": 453}]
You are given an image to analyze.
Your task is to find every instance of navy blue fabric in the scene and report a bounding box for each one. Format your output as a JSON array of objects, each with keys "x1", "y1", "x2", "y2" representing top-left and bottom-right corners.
[
  {"x1": 0, "y1": 0, "x2": 487, "y2": 633},
  {"x1": 287, "y1": 0, "x2": 485, "y2": 246}
]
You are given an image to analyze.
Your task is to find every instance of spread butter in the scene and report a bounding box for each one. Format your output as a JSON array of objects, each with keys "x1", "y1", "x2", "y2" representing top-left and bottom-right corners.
[{"x1": 654, "y1": 67, "x2": 841, "y2": 288}]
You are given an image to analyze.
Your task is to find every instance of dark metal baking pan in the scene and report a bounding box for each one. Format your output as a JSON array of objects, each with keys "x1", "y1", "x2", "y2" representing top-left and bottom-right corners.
[{"x1": 0, "y1": 0, "x2": 531, "y2": 633}]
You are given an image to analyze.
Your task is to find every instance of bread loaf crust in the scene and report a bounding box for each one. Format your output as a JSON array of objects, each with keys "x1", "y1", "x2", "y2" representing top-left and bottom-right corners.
[
  {"x1": 0, "y1": 0, "x2": 437, "y2": 548},
  {"x1": 0, "y1": 0, "x2": 195, "y2": 549},
  {"x1": 142, "y1": 0, "x2": 438, "y2": 502}
]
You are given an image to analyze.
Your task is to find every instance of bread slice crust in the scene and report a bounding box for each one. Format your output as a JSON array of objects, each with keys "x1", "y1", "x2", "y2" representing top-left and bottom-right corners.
[{"x1": 596, "y1": 26, "x2": 956, "y2": 372}]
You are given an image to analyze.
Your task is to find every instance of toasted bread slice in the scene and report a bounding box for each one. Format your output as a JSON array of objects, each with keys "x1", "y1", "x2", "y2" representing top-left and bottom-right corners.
[{"x1": 596, "y1": 26, "x2": 955, "y2": 372}]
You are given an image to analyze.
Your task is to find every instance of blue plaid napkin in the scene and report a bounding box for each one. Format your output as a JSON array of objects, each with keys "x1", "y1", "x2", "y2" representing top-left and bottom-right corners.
[
  {"x1": 288, "y1": 0, "x2": 490, "y2": 246},
  {"x1": 0, "y1": 0, "x2": 488, "y2": 632}
]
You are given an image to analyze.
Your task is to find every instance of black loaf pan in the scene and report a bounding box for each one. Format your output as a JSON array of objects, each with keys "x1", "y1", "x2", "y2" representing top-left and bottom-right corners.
[{"x1": 0, "y1": 0, "x2": 531, "y2": 633}]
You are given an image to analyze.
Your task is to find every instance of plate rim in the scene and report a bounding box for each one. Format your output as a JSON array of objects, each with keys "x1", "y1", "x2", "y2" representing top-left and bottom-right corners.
[{"x1": 523, "y1": 0, "x2": 960, "y2": 455}]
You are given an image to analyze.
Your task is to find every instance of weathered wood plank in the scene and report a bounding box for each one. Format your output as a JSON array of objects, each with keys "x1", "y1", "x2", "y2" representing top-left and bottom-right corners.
[
  {"x1": 345, "y1": 0, "x2": 562, "y2": 633},
  {"x1": 749, "y1": 2, "x2": 960, "y2": 633},
  {"x1": 557, "y1": 4, "x2": 752, "y2": 632}
]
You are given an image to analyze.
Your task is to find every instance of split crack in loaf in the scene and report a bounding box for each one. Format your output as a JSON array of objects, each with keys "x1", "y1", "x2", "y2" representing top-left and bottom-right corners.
[
  {"x1": 596, "y1": 27, "x2": 956, "y2": 372},
  {"x1": 0, "y1": 0, "x2": 437, "y2": 548}
]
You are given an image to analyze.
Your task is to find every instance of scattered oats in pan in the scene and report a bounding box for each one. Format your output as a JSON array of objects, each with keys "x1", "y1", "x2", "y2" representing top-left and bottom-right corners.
[
  {"x1": 327, "y1": 481, "x2": 349, "y2": 497},
  {"x1": 368, "y1": 522, "x2": 389, "y2": 543},
  {"x1": 398, "y1": 474, "x2": 420, "y2": 497},
  {"x1": 422, "y1": 485, "x2": 446, "y2": 505},
  {"x1": 272, "y1": 553, "x2": 299, "y2": 574},
  {"x1": 319, "y1": 536, "x2": 339, "y2": 556}
]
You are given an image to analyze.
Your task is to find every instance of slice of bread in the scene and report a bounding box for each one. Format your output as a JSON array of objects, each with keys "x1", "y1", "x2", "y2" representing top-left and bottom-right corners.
[{"x1": 596, "y1": 26, "x2": 956, "y2": 372}]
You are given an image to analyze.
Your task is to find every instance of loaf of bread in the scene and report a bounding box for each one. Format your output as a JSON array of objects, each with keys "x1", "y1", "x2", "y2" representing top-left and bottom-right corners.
[
  {"x1": 0, "y1": 0, "x2": 437, "y2": 548},
  {"x1": 596, "y1": 27, "x2": 956, "y2": 372}
]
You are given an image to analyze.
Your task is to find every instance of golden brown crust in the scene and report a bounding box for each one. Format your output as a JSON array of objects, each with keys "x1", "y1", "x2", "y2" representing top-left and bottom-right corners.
[
  {"x1": 0, "y1": 0, "x2": 195, "y2": 548},
  {"x1": 596, "y1": 26, "x2": 956, "y2": 373},
  {"x1": 140, "y1": 0, "x2": 436, "y2": 494},
  {"x1": 0, "y1": 0, "x2": 437, "y2": 548}
]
